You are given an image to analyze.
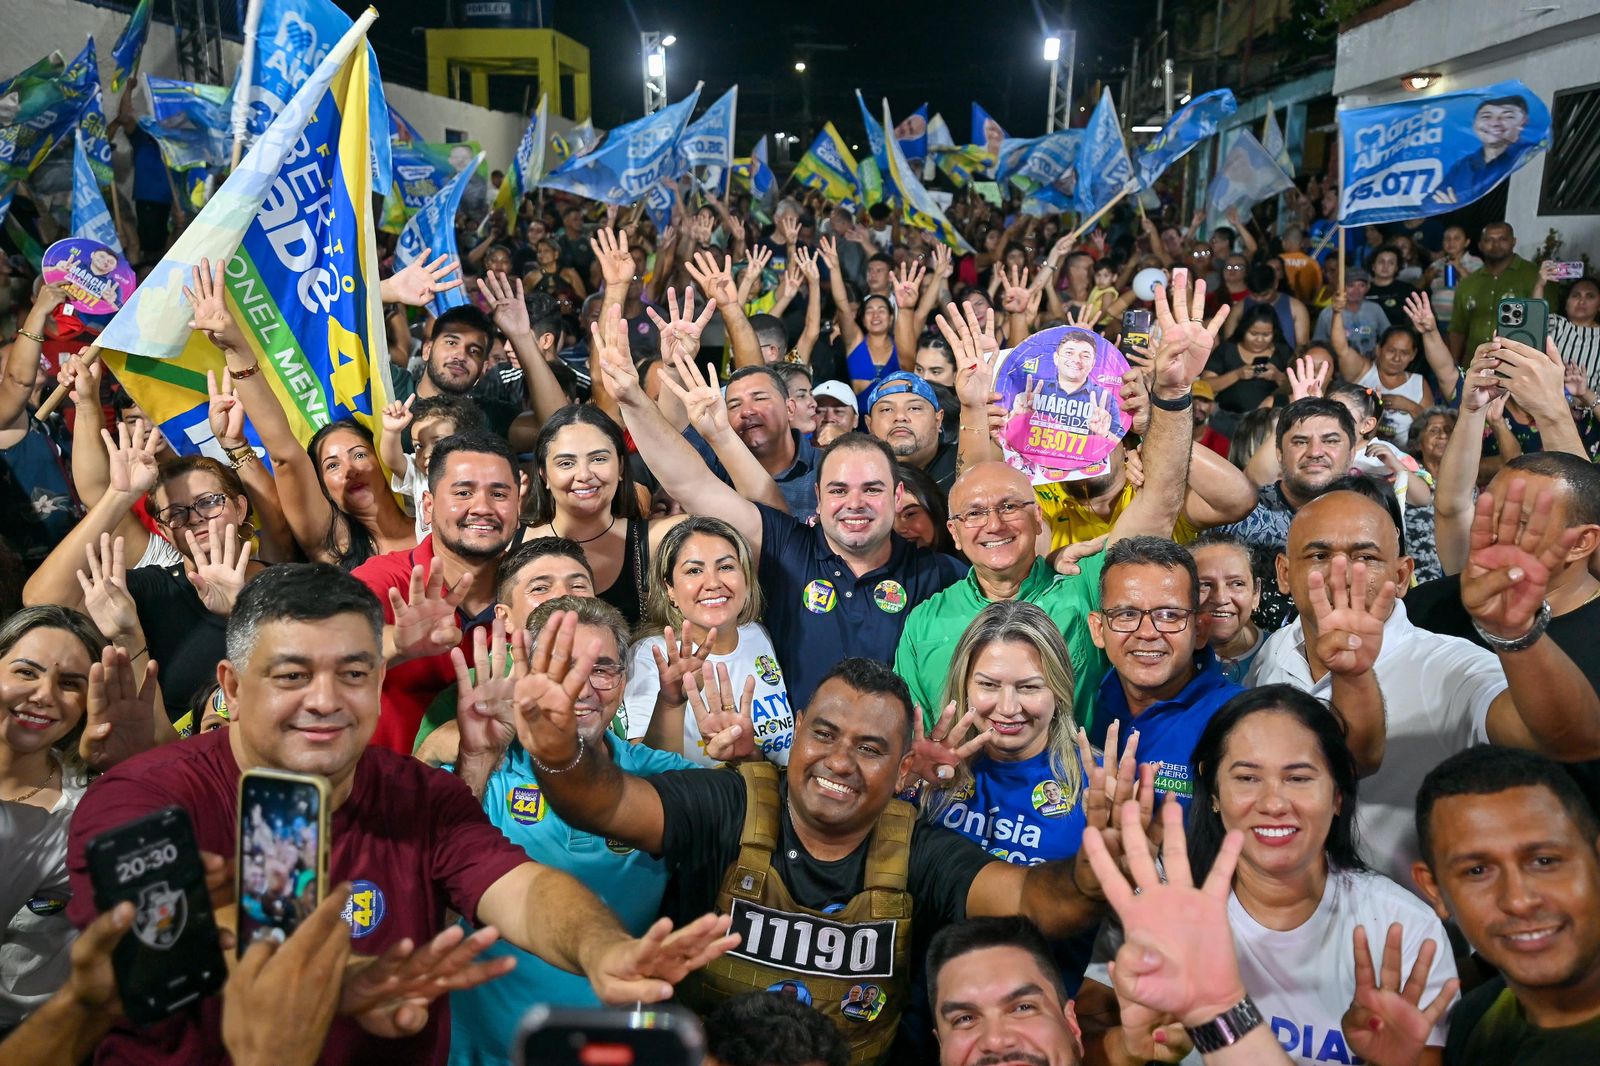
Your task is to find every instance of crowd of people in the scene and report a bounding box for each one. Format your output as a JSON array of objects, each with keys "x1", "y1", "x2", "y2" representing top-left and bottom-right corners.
[{"x1": 1, "y1": 120, "x2": 1599, "y2": 1066}]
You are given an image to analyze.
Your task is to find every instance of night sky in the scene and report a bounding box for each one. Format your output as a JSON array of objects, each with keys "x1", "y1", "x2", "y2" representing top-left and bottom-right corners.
[{"x1": 362, "y1": 0, "x2": 1163, "y2": 151}]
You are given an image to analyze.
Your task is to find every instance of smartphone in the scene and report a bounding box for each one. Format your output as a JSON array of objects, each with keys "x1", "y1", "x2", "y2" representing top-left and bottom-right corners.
[
  {"x1": 1496, "y1": 297, "x2": 1549, "y2": 352},
  {"x1": 236, "y1": 769, "x2": 330, "y2": 956},
  {"x1": 515, "y1": 1005, "x2": 705, "y2": 1066},
  {"x1": 85, "y1": 806, "x2": 226, "y2": 1025},
  {"x1": 1552, "y1": 261, "x2": 1586, "y2": 281},
  {"x1": 1121, "y1": 309, "x2": 1153, "y2": 358}
]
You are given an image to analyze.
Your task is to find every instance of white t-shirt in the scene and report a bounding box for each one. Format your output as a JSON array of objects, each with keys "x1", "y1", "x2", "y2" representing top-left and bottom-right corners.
[
  {"x1": 134, "y1": 530, "x2": 183, "y2": 569},
  {"x1": 1247, "y1": 600, "x2": 1506, "y2": 887},
  {"x1": 388, "y1": 453, "x2": 430, "y2": 542},
  {"x1": 1357, "y1": 364, "x2": 1425, "y2": 444},
  {"x1": 625, "y1": 622, "x2": 794, "y2": 767},
  {"x1": 0, "y1": 768, "x2": 87, "y2": 1025}
]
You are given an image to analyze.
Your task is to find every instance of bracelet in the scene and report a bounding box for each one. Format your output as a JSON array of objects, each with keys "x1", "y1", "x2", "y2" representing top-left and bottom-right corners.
[
  {"x1": 16, "y1": 328, "x2": 44, "y2": 343},
  {"x1": 229, "y1": 361, "x2": 262, "y2": 380},
  {"x1": 1040, "y1": 261, "x2": 1058, "y2": 273},
  {"x1": 1473, "y1": 600, "x2": 1551, "y2": 653},
  {"x1": 228, "y1": 448, "x2": 259, "y2": 470},
  {"x1": 125, "y1": 646, "x2": 148, "y2": 661},
  {"x1": 1184, "y1": 996, "x2": 1264, "y2": 1053},
  {"x1": 531, "y1": 734, "x2": 585, "y2": 775},
  {"x1": 1151, "y1": 390, "x2": 1193, "y2": 411}
]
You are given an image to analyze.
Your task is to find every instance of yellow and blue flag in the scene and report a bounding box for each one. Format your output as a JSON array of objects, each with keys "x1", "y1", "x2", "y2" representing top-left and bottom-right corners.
[
  {"x1": 1135, "y1": 88, "x2": 1236, "y2": 189},
  {"x1": 792, "y1": 122, "x2": 859, "y2": 205},
  {"x1": 677, "y1": 85, "x2": 737, "y2": 189},
  {"x1": 387, "y1": 104, "x2": 422, "y2": 145},
  {"x1": 381, "y1": 141, "x2": 485, "y2": 232},
  {"x1": 100, "y1": 9, "x2": 389, "y2": 462},
  {"x1": 79, "y1": 81, "x2": 115, "y2": 185},
  {"x1": 855, "y1": 89, "x2": 897, "y2": 204},
  {"x1": 109, "y1": 0, "x2": 152, "y2": 93},
  {"x1": 0, "y1": 40, "x2": 98, "y2": 184},
  {"x1": 971, "y1": 102, "x2": 1006, "y2": 147},
  {"x1": 493, "y1": 93, "x2": 547, "y2": 228},
  {"x1": 881, "y1": 100, "x2": 971, "y2": 253}
]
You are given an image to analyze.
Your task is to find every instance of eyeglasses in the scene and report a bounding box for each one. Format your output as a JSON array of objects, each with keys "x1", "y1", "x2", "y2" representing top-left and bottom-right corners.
[
  {"x1": 587, "y1": 662, "x2": 625, "y2": 691},
  {"x1": 156, "y1": 492, "x2": 231, "y2": 528},
  {"x1": 1100, "y1": 607, "x2": 1194, "y2": 633},
  {"x1": 954, "y1": 500, "x2": 1031, "y2": 528}
]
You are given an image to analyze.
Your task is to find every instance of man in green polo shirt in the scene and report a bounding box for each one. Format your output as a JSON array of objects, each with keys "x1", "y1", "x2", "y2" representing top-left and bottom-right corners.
[{"x1": 1449, "y1": 222, "x2": 1540, "y2": 362}]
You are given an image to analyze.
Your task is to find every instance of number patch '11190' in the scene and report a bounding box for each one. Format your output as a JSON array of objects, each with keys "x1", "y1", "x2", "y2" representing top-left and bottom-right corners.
[{"x1": 726, "y1": 900, "x2": 896, "y2": 978}]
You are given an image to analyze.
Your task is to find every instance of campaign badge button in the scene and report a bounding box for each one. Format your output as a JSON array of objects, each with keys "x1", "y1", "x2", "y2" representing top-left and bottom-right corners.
[
  {"x1": 755, "y1": 654, "x2": 783, "y2": 685},
  {"x1": 873, "y1": 579, "x2": 907, "y2": 614},
  {"x1": 841, "y1": 983, "x2": 888, "y2": 1022},
  {"x1": 508, "y1": 784, "x2": 546, "y2": 825},
  {"x1": 768, "y1": 979, "x2": 813, "y2": 1005},
  {"x1": 1031, "y1": 780, "x2": 1073, "y2": 817},
  {"x1": 803, "y1": 579, "x2": 837, "y2": 613},
  {"x1": 342, "y1": 880, "x2": 386, "y2": 938}
]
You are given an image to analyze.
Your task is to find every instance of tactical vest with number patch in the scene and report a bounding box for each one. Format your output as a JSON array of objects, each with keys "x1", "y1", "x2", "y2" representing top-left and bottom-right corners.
[{"x1": 681, "y1": 761, "x2": 914, "y2": 1065}]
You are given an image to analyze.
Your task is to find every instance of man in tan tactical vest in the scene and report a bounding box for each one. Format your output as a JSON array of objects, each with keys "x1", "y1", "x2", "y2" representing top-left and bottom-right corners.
[{"x1": 513, "y1": 623, "x2": 1135, "y2": 1064}]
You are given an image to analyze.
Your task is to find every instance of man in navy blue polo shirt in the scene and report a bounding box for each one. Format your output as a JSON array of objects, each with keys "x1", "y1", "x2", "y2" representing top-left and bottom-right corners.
[{"x1": 593, "y1": 313, "x2": 966, "y2": 712}]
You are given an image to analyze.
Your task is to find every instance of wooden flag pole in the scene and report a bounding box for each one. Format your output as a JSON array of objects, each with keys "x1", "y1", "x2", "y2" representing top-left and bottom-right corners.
[
  {"x1": 1065, "y1": 186, "x2": 1132, "y2": 244},
  {"x1": 35, "y1": 344, "x2": 102, "y2": 420}
]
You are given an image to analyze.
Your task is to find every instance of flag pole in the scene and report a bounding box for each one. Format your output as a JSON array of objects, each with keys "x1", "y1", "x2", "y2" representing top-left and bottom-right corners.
[
  {"x1": 1065, "y1": 185, "x2": 1132, "y2": 244},
  {"x1": 35, "y1": 345, "x2": 102, "y2": 420},
  {"x1": 231, "y1": 0, "x2": 263, "y2": 169}
]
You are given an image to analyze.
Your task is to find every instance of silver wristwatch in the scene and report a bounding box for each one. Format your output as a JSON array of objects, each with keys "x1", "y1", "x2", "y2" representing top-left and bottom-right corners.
[
  {"x1": 1183, "y1": 996, "x2": 1264, "y2": 1053},
  {"x1": 1472, "y1": 600, "x2": 1551, "y2": 653}
]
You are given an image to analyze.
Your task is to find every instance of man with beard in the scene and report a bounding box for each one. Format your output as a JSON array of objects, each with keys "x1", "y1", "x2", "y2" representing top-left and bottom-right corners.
[
  {"x1": 865, "y1": 372, "x2": 957, "y2": 491},
  {"x1": 353, "y1": 431, "x2": 523, "y2": 751},
  {"x1": 388, "y1": 305, "x2": 526, "y2": 437},
  {"x1": 685, "y1": 365, "x2": 821, "y2": 521},
  {"x1": 1448, "y1": 222, "x2": 1540, "y2": 360}
]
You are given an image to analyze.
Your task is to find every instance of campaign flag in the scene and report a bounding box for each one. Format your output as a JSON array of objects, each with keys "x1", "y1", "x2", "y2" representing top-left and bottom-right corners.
[
  {"x1": 934, "y1": 144, "x2": 991, "y2": 188},
  {"x1": 382, "y1": 141, "x2": 486, "y2": 231},
  {"x1": 856, "y1": 89, "x2": 897, "y2": 203},
  {"x1": 100, "y1": 11, "x2": 390, "y2": 464},
  {"x1": 971, "y1": 102, "x2": 1007, "y2": 149},
  {"x1": 233, "y1": 0, "x2": 391, "y2": 186},
  {"x1": 1134, "y1": 87, "x2": 1237, "y2": 189},
  {"x1": 996, "y1": 130, "x2": 1081, "y2": 197},
  {"x1": 109, "y1": 0, "x2": 153, "y2": 93},
  {"x1": 140, "y1": 76, "x2": 231, "y2": 172},
  {"x1": 1337, "y1": 79, "x2": 1551, "y2": 227},
  {"x1": 792, "y1": 122, "x2": 859, "y2": 205},
  {"x1": 927, "y1": 113, "x2": 954, "y2": 152},
  {"x1": 541, "y1": 86, "x2": 701, "y2": 206},
  {"x1": 1262, "y1": 99, "x2": 1292, "y2": 174},
  {"x1": 678, "y1": 85, "x2": 737, "y2": 182},
  {"x1": 643, "y1": 180, "x2": 676, "y2": 233},
  {"x1": 387, "y1": 103, "x2": 422, "y2": 145},
  {"x1": 0, "y1": 40, "x2": 98, "y2": 184},
  {"x1": 71, "y1": 127, "x2": 122, "y2": 255},
  {"x1": 78, "y1": 81, "x2": 114, "y2": 185},
  {"x1": 492, "y1": 93, "x2": 547, "y2": 228},
  {"x1": 1205, "y1": 128, "x2": 1294, "y2": 228},
  {"x1": 732, "y1": 135, "x2": 777, "y2": 222},
  {"x1": 895, "y1": 102, "x2": 929, "y2": 163},
  {"x1": 1074, "y1": 88, "x2": 1136, "y2": 217},
  {"x1": 396, "y1": 149, "x2": 481, "y2": 317},
  {"x1": 882, "y1": 100, "x2": 972, "y2": 253}
]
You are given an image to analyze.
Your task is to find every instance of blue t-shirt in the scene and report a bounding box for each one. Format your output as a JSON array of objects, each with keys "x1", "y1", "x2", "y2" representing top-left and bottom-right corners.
[
  {"x1": 846, "y1": 340, "x2": 898, "y2": 411},
  {"x1": 1091, "y1": 652, "x2": 1243, "y2": 808},
  {"x1": 444, "y1": 735, "x2": 695, "y2": 1066}
]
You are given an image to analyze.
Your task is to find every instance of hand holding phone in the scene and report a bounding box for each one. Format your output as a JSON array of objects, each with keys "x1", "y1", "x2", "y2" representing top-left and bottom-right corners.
[
  {"x1": 236, "y1": 769, "x2": 330, "y2": 956},
  {"x1": 1496, "y1": 298, "x2": 1550, "y2": 353}
]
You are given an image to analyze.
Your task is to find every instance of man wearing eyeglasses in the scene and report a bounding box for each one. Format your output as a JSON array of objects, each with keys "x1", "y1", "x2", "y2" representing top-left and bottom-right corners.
[{"x1": 1086, "y1": 536, "x2": 1242, "y2": 808}]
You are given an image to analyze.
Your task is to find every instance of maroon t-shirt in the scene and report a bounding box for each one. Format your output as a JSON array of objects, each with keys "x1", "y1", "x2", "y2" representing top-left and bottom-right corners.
[{"x1": 66, "y1": 728, "x2": 528, "y2": 1065}]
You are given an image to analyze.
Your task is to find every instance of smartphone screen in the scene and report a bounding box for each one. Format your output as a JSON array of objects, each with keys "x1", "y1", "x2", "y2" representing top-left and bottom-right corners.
[
  {"x1": 516, "y1": 1006, "x2": 704, "y2": 1066},
  {"x1": 237, "y1": 771, "x2": 328, "y2": 954},
  {"x1": 1122, "y1": 309, "x2": 1153, "y2": 356},
  {"x1": 85, "y1": 806, "x2": 225, "y2": 1025}
]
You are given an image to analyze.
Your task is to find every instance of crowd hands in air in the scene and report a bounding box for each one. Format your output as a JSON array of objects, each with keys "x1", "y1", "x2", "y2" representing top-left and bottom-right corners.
[{"x1": 0, "y1": 158, "x2": 1598, "y2": 1066}]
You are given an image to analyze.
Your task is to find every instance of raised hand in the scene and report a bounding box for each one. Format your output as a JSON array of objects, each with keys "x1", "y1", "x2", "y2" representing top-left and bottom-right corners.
[
  {"x1": 903, "y1": 700, "x2": 991, "y2": 789},
  {"x1": 591, "y1": 227, "x2": 635, "y2": 290},
  {"x1": 1308, "y1": 556, "x2": 1394, "y2": 677},
  {"x1": 185, "y1": 259, "x2": 250, "y2": 353},
  {"x1": 1074, "y1": 719, "x2": 1157, "y2": 903},
  {"x1": 1086, "y1": 390, "x2": 1114, "y2": 438},
  {"x1": 1341, "y1": 924, "x2": 1458, "y2": 1066},
  {"x1": 685, "y1": 661, "x2": 758, "y2": 762},
  {"x1": 102, "y1": 419, "x2": 162, "y2": 497},
  {"x1": 1051, "y1": 533, "x2": 1107, "y2": 576},
  {"x1": 185, "y1": 519, "x2": 254, "y2": 616},
  {"x1": 587, "y1": 912, "x2": 739, "y2": 1004},
  {"x1": 1150, "y1": 269, "x2": 1230, "y2": 391},
  {"x1": 684, "y1": 250, "x2": 739, "y2": 307},
  {"x1": 340, "y1": 922, "x2": 514, "y2": 1038},
  {"x1": 589, "y1": 305, "x2": 644, "y2": 406},
  {"x1": 1401, "y1": 291, "x2": 1437, "y2": 335},
  {"x1": 937, "y1": 301, "x2": 1001, "y2": 411},
  {"x1": 381, "y1": 394, "x2": 416, "y2": 437},
  {"x1": 206, "y1": 368, "x2": 248, "y2": 448},
  {"x1": 646, "y1": 287, "x2": 718, "y2": 366},
  {"x1": 777, "y1": 213, "x2": 801, "y2": 247},
  {"x1": 1461, "y1": 345, "x2": 1505, "y2": 413},
  {"x1": 816, "y1": 235, "x2": 841, "y2": 271},
  {"x1": 649, "y1": 623, "x2": 717, "y2": 706},
  {"x1": 387, "y1": 561, "x2": 465, "y2": 661},
  {"x1": 1489, "y1": 336, "x2": 1568, "y2": 423},
  {"x1": 776, "y1": 259, "x2": 804, "y2": 304},
  {"x1": 58, "y1": 346, "x2": 104, "y2": 406},
  {"x1": 688, "y1": 212, "x2": 715, "y2": 248},
  {"x1": 931, "y1": 243, "x2": 953, "y2": 281},
  {"x1": 1000, "y1": 264, "x2": 1033, "y2": 314},
  {"x1": 77, "y1": 533, "x2": 141, "y2": 644},
  {"x1": 659, "y1": 345, "x2": 732, "y2": 441},
  {"x1": 511, "y1": 610, "x2": 606, "y2": 770},
  {"x1": 476, "y1": 271, "x2": 531, "y2": 339},
  {"x1": 1462, "y1": 477, "x2": 1581, "y2": 641},
  {"x1": 893, "y1": 260, "x2": 926, "y2": 307},
  {"x1": 794, "y1": 245, "x2": 821, "y2": 284},
  {"x1": 82, "y1": 645, "x2": 161, "y2": 771},
  {"x1": 450, "y1": 617, "x2": 525, "y2": 760},
  {"x1": 385, "y1": 249, "x2": 463, "y2": 307},
  {"x1": 1287, "y1": 355, "x2": 1330, "y2": 401},
  {"x1": 1118, "y1": 368, "x2": 1152, "y2": 436},
  {"x1": 736, "y1": 245, "x2": 772, "y2": 306}
]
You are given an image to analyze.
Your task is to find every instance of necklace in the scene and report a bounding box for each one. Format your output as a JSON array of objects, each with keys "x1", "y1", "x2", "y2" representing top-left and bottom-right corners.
[
  {"x1": 555, "y1": 513, "x2": 617, "y2": 545},
  {"x1": 3, "y1": 756, "x2": 57, "y2": 804}
]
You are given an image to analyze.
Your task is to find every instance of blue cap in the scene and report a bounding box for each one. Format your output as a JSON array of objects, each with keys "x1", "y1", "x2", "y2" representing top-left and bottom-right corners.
[{"x1": 865, "y1": 371, "x2": 940, "y2": 412}]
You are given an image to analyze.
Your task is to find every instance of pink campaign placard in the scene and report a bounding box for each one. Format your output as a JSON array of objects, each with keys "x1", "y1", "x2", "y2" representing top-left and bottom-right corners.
[
  {"x1": 993, "y1": 326, "x2": 1133, "y2": 484},
  {"x1": 41, "y1": 238, "x2": 136, "y2": 319}
]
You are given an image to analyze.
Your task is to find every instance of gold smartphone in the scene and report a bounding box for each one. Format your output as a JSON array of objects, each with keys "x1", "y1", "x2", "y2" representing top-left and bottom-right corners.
[{"x1": 235, "y1": 768, "x2": 331, "y2": 956}]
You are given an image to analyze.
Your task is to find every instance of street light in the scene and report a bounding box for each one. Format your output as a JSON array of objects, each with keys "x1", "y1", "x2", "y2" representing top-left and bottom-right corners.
[
  {"x1": 641, "y1": 31, "x2": 673, "y2": 114},
  {"x1": 794, "y1": 60, "x2": 807, "y2": 72},
  {"x1": 1044, "y1": 31, "x2": 1074, "y2": 133},
  {"x1": 1042, "y1": 36, "x2": 1061, "y2": 62},
  {"x1": 661, "y1": 33, "x2": 677, "y2": 47},
  {"x1": 646, "y1": 51, "x2": 665, "y2": 78}
]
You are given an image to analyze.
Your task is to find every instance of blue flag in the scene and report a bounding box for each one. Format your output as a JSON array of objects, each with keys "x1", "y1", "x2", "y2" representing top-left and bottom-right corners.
[
  {"x1": 79, "y1": 81, "x2": 115, "y2": 185},
  {"x1": 396, "y1": 150, "x2": 481, "y2": 318},
  {"x1": 1206, "y1": 129, "x2": 1294, "y2": 228},
  {"x1": 234, "y1": 0, "x2": 391, "y2": 187},
  {"x1": 971, "y1": 102, "x2": 1007, "y2": 149},
  {"x1": 387, "y1": 104, "x2": 422, "y2": 145},
  {"x1": 71, "y1": 127, "x2": 122, "y2": 255},
  {"x1": 855, "y1": 89, "x2": 898, "y2": 204},
  {"x1": 1135, "y1": 88, "x2": 1237, "y2": 189},
  {"x1": 0, "y1": 40, "x2": 98, "y2": 184},
  {"x1": 1074, "y1": 88, "x2": 1136, "y2": 217},
  {"x1": 1338, "y1": 79, "x2": 1551, "y2": 226},
  {"x1": 140, "y1": 76, "x2": 231, "y2": 172},
  {"x1": 110, "y1": 0, "x2": 152, "y2": 93},
  {"x1": 882, "y1": 100, "x2": 972, "y2": 253},
  {"x1": 678, "y1": 85, "x2": 737, "y2": 178},
  {"x1": 896, "y1": 103, "x2": 929, "y2": 163},
  {"x1": 996, "y1": 130, "x2": 1081, "y2": 194},
  {"x1": 540, "y1": 86, "x2": 702, "y2": 205},
  {"x1": 643, "y1": 180, "x2": 676, "y2": 233}
]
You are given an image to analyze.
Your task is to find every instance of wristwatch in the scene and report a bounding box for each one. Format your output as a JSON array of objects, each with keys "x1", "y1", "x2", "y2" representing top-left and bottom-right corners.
[
  {"x1": 1184, "y1": 996, "x2": 1264, "y2": 1053},
  {"x1": 1473, "y1": 600, "x2": 1551, "y2": 653}
]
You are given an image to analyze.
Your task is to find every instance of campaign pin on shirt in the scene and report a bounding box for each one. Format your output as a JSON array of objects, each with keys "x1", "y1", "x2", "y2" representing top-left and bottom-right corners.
[
  {"x1": 873, "y1": 579, "x2": 907, "y2": 614},
  {"x1": 842, "y1": 984, "x2": 888, "y2": 1022},
  {"x1": 343, "y1": 880, "x2": 387, "y2": 938},
  {"x1": 755, "y1": 654, "x2": 784, "y2": 685},
  {"x1": 804, "y1": 579, "x2": 837, "y2": 613}
]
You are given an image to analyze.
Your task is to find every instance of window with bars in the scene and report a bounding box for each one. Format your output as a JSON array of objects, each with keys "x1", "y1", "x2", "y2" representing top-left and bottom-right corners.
[{"x1": 1539, "y1": 80, "x2": 1600, "y2": 216}]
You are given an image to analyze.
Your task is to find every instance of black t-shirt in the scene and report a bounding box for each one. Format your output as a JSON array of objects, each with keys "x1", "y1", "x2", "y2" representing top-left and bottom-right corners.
[
  {"x1": 1406, "y1": 574, "x2": 1600, "y2": 811},
  {"x1": 924, "y1": 439, "x2": 959, "y2": 493},
  {"x1": 649, "y1": 767, "x2": 991, "y2": 971},
  {"x1": 126, "y1": 563, "x2": 230, "y2": 719},
  {"x1": 1205, "y1": 342, "x2": 1292, "y2": 414},
  {"x1": 1366, "y1": 280, "x2": 1418, "y2": 327}
]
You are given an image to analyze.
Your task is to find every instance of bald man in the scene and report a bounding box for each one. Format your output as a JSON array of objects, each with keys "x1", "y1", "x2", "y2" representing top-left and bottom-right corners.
[{"x1": 1248, "y1": 488, "x2": 1600, "y2": 890}]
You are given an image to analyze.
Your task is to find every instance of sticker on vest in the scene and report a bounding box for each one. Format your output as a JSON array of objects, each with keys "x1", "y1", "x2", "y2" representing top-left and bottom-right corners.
[
  {"x1": 343, "y1": 880, "x2": 386, "y2": 938},
  {"x1": 508, "y1": 784, "x2": 547, "y2": 825},
  {"x1": 727, "y1": 899, "x2": 896, "y2": 979},
  {"x1": 605, "y1": 838, "x2": 635, "y2": 855},
  {"x1": 767, "y1": 979, "x2": 813, "y2": 1005},
  {"x1": 1152, "y1": 760, "x2": 1194, "y2": 798},
  {"x1": 132, "y1": 882, "x2": 185, "y2": 949},
  {"x1": 1031, "y1": 780, "x2": 1074, "y2": 817},
  {"x1": 842, "y1": 983, "x2": 888, "y2": 1022},
  {"x1": 872, "y1": 580, "x2": 907, "y2": 613},
  {"x1": 803, "y1": 580, "x2": 837, "y2": 614},
  {"x1": 755, "y1": 654, "x2": 784, "y2": 685},
  {"x1": 25, "y1": 894, "x2": 67, "y2": 916}
]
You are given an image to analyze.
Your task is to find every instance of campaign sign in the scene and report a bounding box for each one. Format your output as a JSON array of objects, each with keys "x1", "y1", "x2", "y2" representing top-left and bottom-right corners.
[
  {"x1": 42, "y1": 238, "x2": 136, "y2": 319},
  {"x1": 994, "y1": 326, "x2": 1131, "y2": 484}
]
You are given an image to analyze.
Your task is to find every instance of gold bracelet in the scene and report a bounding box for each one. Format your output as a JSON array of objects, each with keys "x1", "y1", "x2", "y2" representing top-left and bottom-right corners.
[
  {"x1": 16, "y1": 328, "x2": 44, "y2": 343},
  {"x1": 229, "y1": 361, "x2": 262, "y2": 380}
]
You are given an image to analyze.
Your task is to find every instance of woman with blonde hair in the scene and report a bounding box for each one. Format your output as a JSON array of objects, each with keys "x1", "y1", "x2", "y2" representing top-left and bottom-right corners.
[{"x1": 623, "y1": 516, "x2": 793, "y2": 766}]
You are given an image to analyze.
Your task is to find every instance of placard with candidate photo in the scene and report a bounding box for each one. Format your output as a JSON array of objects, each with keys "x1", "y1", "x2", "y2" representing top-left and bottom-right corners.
[{"x1": 993, "y1": 326, "x2": 1133, "y2": 484}]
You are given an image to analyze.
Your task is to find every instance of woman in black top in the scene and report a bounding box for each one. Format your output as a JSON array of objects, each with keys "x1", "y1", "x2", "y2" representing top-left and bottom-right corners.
[
  {"x1": 1366, "y1": 244, "x2": 1419, "y2": 327},
  {"x1": 1202, "y1": 304, "x2": 1294, "y2": 437}
]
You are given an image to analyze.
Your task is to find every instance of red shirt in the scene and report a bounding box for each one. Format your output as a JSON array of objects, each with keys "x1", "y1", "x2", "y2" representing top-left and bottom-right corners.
[
  {"x1": 66, "y1": 728, "x2": 528, "y2": 1066},
  {"x1": 352, "y1": 535, "x2": 492, "y2": 753},
  {"x1": 1198, "y1": 425, "x2": 1231, "y2": 458}
]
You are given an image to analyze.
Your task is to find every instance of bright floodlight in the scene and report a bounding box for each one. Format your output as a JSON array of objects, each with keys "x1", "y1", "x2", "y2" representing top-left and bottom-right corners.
[
  {"x1": 794, "y1": 61, "x2": 807, "y2": 72},
  {"x1": 646, "y1": 51, "x2": 666, "y2": 77},
  {"x1": 1043, "y1": 36, "x2": 1062, "y2": 62},
  {"x1": 661, "y1": 34, "x2": 677, "y2": 47}
]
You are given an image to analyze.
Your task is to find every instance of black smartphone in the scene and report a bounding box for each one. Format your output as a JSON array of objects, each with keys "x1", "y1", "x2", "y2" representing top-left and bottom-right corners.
[
  {"x1": 236, "y1": 768, "x2": 331, "y2": 956},
  {"x1": 85, "y1": 806, "x2": 226, "y2": 1026},
  {"x1": 1121, "y1": 309, "x2": 1153, "y2": 358},
  {"x1": 1496, "y1": 297, "x2": 1549, "y2": 351},
  {"x1": 515, "y1": 1005, "x2": 704, "y2": 1066}
]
